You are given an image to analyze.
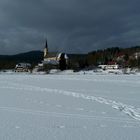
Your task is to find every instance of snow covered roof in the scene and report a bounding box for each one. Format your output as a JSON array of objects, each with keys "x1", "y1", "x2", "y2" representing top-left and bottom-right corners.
[
  {"x1": 43, "y1": 59, "x2": 59, "y2": 65},
  {"x1": 15, "y1": 63, "x2": 31, "y2": 68},
  {"x1": 57, "y1": 53, "x2": 68, "y2": 60}
]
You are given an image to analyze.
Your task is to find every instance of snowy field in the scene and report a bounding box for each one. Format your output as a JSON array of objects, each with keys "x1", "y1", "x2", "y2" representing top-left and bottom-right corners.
[{"x1": 0, "y1": 73, "x2": 140, "y2": 140}]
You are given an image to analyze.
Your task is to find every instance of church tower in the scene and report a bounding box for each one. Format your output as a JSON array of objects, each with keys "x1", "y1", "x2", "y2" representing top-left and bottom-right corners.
[{"x1": 44, "y1": 40, "x2": 48, "y2": 58}]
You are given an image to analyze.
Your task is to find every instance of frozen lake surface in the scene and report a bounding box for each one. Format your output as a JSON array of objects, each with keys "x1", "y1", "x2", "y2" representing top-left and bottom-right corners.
[{"x1": 0, "y1": 73, "x2": 140, "y2": 140}]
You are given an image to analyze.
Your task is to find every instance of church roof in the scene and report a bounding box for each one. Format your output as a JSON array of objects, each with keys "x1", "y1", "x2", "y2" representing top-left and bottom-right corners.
[
  {"x1": 44, "y1": 52, "x2": 57, "y2": 58},
  {"x1": 43, "y1": 59, "x2": 59, "y2": 65}
]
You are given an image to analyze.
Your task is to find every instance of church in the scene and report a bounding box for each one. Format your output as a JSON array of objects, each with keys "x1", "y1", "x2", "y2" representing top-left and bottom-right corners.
[{"x1": 43, "y1": 40, "x2": 69, "y2": 70}]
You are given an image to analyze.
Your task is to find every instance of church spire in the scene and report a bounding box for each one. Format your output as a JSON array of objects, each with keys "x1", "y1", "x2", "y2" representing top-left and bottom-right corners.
[
  {"x1": 45, "y1": 39, "x2": 48, "y2": 49},
  {"x1": 44, "y1": 39, "x2": 48, "y2": 58}
]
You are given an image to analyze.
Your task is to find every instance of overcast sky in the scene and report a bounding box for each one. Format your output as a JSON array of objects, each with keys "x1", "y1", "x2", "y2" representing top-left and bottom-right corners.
[{"x1": 0, "y1": 0, "x2": 140, "y2": 54}]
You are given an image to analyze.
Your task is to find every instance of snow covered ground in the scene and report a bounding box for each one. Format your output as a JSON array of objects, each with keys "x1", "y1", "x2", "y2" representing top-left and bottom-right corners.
[{"x1": 0, "y1": 73, "x2": 140, "y2": 140}]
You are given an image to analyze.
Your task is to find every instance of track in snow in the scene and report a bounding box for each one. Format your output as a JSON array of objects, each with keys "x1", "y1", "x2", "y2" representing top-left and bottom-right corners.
[{"x1": 1, "y1": 81, "x2": 140, "y2": 122}]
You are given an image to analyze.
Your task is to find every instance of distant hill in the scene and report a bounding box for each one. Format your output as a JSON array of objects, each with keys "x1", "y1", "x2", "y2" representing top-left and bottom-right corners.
[{"x1": 0, "y1": 51, "x2": 44, "y2": 69}]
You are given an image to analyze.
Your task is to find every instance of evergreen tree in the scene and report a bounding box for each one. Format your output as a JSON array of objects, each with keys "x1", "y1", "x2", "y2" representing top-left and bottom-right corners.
[{"x1": 59, "y1": 53, "x2": 67, "y2": 71}]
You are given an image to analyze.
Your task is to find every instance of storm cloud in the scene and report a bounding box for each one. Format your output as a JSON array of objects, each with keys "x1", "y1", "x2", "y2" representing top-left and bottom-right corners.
[{"x1": 0, "y1": 0, "x2": 140, "y2": 54}]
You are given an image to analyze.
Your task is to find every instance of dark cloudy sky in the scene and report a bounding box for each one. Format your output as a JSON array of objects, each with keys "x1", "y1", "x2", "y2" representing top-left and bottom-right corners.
[{"x1": 0, "y1": 0, "x2": 140, "y2": 54}]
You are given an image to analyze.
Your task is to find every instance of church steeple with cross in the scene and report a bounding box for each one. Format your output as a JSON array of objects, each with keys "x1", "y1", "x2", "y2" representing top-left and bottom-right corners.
[{"x1": 44, "y1": 40, "x2": 48, "y2": 58}]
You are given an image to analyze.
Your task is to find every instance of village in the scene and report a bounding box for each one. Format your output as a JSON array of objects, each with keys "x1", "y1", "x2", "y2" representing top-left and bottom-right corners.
[{"x1": 13, "y1": 40, "x2": 140, "y2": 75}]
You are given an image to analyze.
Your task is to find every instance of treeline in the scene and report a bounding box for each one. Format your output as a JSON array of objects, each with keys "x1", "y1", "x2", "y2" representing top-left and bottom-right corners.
[
  {"x1": 87, "y1": 46, "x2": 140, "y2": 68},
  {"x1": 0, "y1": 46, "x2": 140, "y2": 70},
  {"x1": 67, "y1": 46, "x2": 140, "y2": 70}
]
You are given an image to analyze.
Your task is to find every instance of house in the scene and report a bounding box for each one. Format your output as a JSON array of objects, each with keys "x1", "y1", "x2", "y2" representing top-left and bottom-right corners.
[
  {"x1": 134, "y1": 52, "x2": 140, "y2": 59},
  {"x1": 98, "y1": 62, "x2": 119, "y2": 70},
  {"x1": 128, "y1": 52, "x2": 140, "y2": 61},
  {"x1": 116, "y1": 53, "x2": 125, "y2": 62},
  {"x1": 15, "y1": 63, "x2": 31, "y2": 72}
]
